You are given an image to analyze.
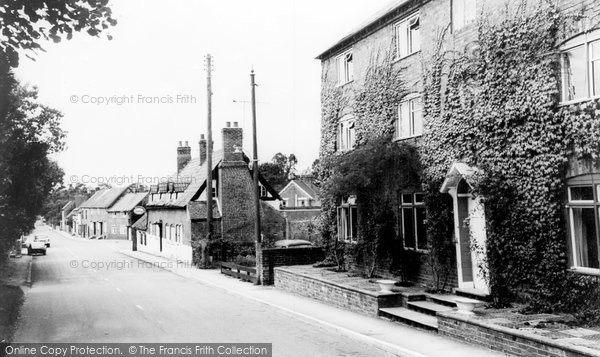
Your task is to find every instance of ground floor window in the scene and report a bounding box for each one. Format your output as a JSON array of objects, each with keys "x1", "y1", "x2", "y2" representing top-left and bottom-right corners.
[
  {"x1": 401, "y1": 192, "x2": 427, "y2": 250},
  {"x1": 567, "y1": 181, "x2": 600, "y2": 270},
  {"x1": 338, "y1": 196, "x2": 358, "y2": 243}
]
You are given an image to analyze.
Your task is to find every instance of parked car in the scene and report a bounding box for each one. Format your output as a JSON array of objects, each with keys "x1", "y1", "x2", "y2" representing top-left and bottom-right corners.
[
  {"x1": 36, "y1": 235, "x2": 50, "y2": 247},
  {"x1": 274, "y1": 239, "x2": 314, "y2": 248},
  {"x1": 27, "y1": 237, "x2": 46, "y2": 255}
]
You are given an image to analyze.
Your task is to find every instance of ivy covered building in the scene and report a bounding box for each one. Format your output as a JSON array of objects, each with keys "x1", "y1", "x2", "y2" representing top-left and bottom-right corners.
[{"x1": 317, "y1": 0, "x2": 600, "y2": 308}]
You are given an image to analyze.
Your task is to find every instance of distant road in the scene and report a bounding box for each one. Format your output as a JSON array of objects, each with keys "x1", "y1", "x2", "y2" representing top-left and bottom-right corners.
[{"x1": 13, "y1": 226, "x2": 387, "y2": 357}]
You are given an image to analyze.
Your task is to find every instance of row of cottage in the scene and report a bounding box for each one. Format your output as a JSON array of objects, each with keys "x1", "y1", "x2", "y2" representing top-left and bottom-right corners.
[{"x1": 60, "y1": 122, "x2": 322, "y2": 263}]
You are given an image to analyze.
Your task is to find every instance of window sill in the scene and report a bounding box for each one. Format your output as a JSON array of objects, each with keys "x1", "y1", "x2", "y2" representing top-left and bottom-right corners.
[
  {"x1": 336, "y1": 79, "x2": 354, "y2": 88},
  {"x1": 393, "y1": 51, "x2": 420, "y2": 64},
  {"x1": 568, "y1": 267, "x2": 600, "y2": 276},
  {"x1": 394, "y1": 134, "x2": 423, "y2": 142},
  {"x1": 338, "y1": 239, "x2": 357, "y2": 244},
  {"x1": 403, "y1": 247, "x2": 430, "y2": 254},
  {"x1": 559, "y1": 96, "x2": 600, "y2": 107}
]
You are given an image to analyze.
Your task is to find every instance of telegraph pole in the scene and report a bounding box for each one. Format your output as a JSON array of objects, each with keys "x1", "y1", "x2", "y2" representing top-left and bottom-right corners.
[
  {"x1": 205, "y1": 54, "x2": 213, "y2": 267},
  {"x1": 251, "y1": 70, "x2": 261, "y2": 245}
]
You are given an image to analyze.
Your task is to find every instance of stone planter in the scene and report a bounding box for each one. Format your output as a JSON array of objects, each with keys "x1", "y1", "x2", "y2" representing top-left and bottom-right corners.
[
  {"x1": 455, "y1": 297, "x2": 477, "y2": 314},
  {"x1": 376, "y1": 279, "x2": 397, "y2": 292}
]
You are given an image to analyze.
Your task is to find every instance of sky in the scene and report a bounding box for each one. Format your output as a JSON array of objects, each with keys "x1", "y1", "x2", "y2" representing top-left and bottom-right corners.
[{"x1": 13, "y1": 0, "x2": 392, "y2": 188}]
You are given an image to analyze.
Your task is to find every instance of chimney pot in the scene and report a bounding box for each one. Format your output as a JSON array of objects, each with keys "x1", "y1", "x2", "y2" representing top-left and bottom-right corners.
[
  {"x1": 226, "y1": 122, "x2": 231, "y2": 128},
  {"x1": 179, "y1": 141, "x2": 182, "y2": 147},
  {"x1": 185, "y1": 141, "x2": 188, "y2": 146},
  {"x1": 233, "y1": 122, "x2": 238, "y2": 128},
  {"x1": 200, "y1": 134, "x2": 205, "y2": 140}
]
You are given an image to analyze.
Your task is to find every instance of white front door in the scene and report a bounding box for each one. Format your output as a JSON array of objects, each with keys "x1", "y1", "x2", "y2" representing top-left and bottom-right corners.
[{"x1": 467, "y1": 196, "x2": 489, "y2": 294}]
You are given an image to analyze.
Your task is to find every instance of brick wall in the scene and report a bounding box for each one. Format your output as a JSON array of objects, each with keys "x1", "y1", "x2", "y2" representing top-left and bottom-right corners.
[
  {"x1": 274, "y1": 267, "x2": 403, "y2": 316},
  {"x1": 259, "y1": 247, "x2": 325, "y2": 285},
  {"x1": 438, "y1": 312, "x2": 597, "y2": 357}
]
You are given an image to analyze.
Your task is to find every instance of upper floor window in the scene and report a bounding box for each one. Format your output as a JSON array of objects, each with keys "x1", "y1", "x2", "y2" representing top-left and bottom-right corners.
[
  {"x1": 397, "y1": 95, "x2": 423, "y2": 139},
  {"x1": 338, "y1": 116, "x2": 356, "y2": 151},
  {"x1": 453, "y1": 0, "x2": 476, "y2": 31},
  {"x1": 395, "y1": 13, "x2": 420, "y2": 59},
  {"x1": 561, "y1": 30, "x2": 600, "y2": 103},
  {"x1": 337, "y1": 50, "x2": 354, "y2": 85}
]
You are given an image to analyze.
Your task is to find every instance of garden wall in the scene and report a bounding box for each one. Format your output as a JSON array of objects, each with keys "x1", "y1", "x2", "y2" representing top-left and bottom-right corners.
[{"x1": 259, "y1": 246, "x2": 325, "y2": 285}]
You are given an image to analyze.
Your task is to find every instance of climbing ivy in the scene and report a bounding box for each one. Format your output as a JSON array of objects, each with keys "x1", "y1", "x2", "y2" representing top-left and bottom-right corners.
[{"x1": 422, "y1": 2, "x2": 600, "y2": 309}]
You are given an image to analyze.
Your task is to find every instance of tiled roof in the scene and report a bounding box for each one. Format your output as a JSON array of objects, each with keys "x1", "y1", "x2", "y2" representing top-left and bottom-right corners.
[
  {"x1": 294, "y1": 179, "x2": 320, "y2": 200},
  {"x1": 80, "y1": 186, "x2": 130, "y2": 208},
  {"x1": 108, "y1": 192, "x2": 148, "y2": 212},
  {"x1": 146, "y1": 150, "x2": 224, "y2": 208},
  {"x1": 188, "y1": 200, "x2": 221, "y2": 220},
  {"x1": 131, "y1": 213, "x2": 148, "y2": 231},
  {"x1": 316, "y1": 0, "x2": 410, "y2": 59}
]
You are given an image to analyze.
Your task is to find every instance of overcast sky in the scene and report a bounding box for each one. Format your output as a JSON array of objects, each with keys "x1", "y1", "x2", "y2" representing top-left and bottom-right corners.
[{"x1": 13, "y1": 0, "x2": 392, "y2": 188}]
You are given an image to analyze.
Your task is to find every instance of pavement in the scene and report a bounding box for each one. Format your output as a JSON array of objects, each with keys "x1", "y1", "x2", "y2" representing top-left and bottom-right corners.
[{"x1": 16, "y1": 225, "x2": 505, "y2": 357}]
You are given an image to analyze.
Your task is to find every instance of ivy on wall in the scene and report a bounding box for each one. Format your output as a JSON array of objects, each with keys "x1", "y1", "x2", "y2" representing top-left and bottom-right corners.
[
  {"x1": 422, "y1": 1, "x2": 600, "y2": 309},
  {"x1": 317, "y1": 49, "x2": 423, "y2": 276}
]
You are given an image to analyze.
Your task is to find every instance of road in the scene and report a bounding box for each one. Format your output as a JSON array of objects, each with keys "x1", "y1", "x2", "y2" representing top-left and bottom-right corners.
[{"x1": 13, "y1": 225, "x2": 388, "y2": 357}]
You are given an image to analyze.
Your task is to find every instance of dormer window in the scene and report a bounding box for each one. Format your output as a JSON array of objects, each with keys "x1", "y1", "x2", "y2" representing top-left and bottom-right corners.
[
  {"x1": 395, "y1": 13, "x2": 420, "y2": 59},
  {"x1": 561, "y1": 30, "x2": 600, "y2": 103},
  {"x1": 337, "y1": 49, "x2": 354, "y2": 85}
]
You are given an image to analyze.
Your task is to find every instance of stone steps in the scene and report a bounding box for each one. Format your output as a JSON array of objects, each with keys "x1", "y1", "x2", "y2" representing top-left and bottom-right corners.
[
  {"x1": 379, "y1": 307, "x2": 438, "y2": 331},
  {"x1": 407, "y1": 300, "x2": 454, "y2": 316}
]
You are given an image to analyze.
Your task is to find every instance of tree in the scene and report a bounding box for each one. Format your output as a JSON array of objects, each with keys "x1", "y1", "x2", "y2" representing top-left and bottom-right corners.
[
  {"x1": 0, "y1": 0, "x2": 117, "y2": 67},
  {"x1": 258, "y1": 153, "x2": 298, "y2": 191},
  {"x1": 0, "y1": 78, "x2": 66, "y2": 263}
]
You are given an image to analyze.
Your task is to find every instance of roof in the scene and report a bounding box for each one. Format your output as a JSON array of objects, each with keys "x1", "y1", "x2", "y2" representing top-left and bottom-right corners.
[
  {"x1": 80, "y1": 186, "x2": 130, "y2": 208},
  {"x1": 188, "y1": 200, "x2": 222, "y2": 221},
  {"x1": 61, "y1": 201, "x2": 74, "y2": 211},
  {"x1": 146, "y1": 150, "x2": 224, "y2": 208},
  {"x1": 108, "y1": 192, "x2": 148, "y2": 212},
  {"x1": 440, "y1": 163, "x2": 481, "y2": 193},
  {"x1": 147, "y1": 150, "x2": 281, "y2": 208},
  {"x1": 131, "y1": 213, "x2": 147, "y2": 231},
  {"x1": 280, "y1": 179, "x2": 320, "y2": 200},
  {"x1": 316, "y1": 0, "x2": 411, "y2": 60}
]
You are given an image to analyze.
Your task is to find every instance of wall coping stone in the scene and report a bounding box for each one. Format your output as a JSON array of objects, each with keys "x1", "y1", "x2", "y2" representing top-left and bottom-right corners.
[
  {"x1": 274, "y1": 266, "x2": 402, "y2": 299},
  {"x1": 438, "y1": 310, "x2": 600, "y2": 357}
]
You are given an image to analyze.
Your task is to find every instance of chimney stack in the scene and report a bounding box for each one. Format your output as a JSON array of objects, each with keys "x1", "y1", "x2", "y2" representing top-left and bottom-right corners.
[
  {"x1": 222, "y1": 121, "x2": 243, "y2": 162},
  {"x1": 199, "y1": 134, "x2": 207, "y2": 166},
  {"x1": 177, "y1": 140, "x2": 192, "y2": 174}
]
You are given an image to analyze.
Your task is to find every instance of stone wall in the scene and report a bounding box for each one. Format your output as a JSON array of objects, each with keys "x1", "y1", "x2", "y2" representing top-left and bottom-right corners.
[
  {"x1": 438, "y1": 312, "x2": 598, "y2": 357},
  {"x1": 259, "y1": 247, "x2": 325, "y2": 285},
  {"x1": 274, "y1": 267, "x2": 403, "y2": 316}
]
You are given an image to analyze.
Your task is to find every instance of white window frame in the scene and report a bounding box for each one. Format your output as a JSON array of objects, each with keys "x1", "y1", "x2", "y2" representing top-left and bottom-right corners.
[
  {"x1": 338, "y1": 115, "x2": 356, "y2": 151},
  {"x1": 336, "y1": 49, "x2": 354, "y2": 86},
  {"x1": 560, "y1": 30, "x2": 600, "y2": 104},
  {"x1": 395, "y1": 13, "x2": 420, "y2": 60},
  {"x1": 337, "y1": 197, "x2": 358, "y2": 243},
  {"x1": 396, "y1": 95, "x2": 423, "y2": 139},
  {"x1": 567, "y1": 183, "x2": 600, "y2": 271},
  {"x1": 452, "y1": 0, "x2": 477, "y2": 31}
]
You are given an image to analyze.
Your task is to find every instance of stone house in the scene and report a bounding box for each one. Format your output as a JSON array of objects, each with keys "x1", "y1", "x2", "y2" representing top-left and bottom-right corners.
[
  {"x1": 106, "y1": 192, "x2": 148, "y2": 240},
  {"x1": 132, "y1": 122, "x2": 285, "y2": 264},
  {"x1": 317, "y1": 0, "x2": 600, "y2": 297},
  {"x1": 79, "y1": 186, "x2": 131, "y2": 238},
  {"x1": 278, "y1": 178, "x2": 321, "y2": 242}
]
